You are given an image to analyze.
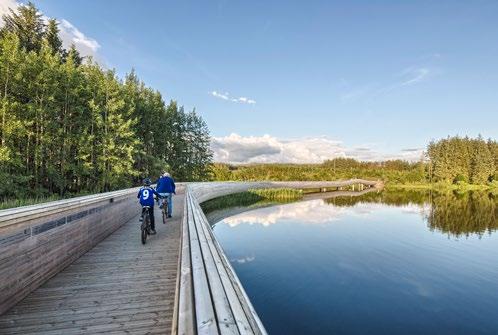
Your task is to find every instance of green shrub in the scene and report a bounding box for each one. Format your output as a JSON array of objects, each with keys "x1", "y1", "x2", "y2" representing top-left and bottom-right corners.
[
  {"x1": 453, "y1": 174, "x2": 468, "y2": 185},
  {"x1": 201, "y1": 188, "x2": 303, "y2": 213},
  {"x1": 248, "y1": 188, "x2": 303, "y2": 201}
]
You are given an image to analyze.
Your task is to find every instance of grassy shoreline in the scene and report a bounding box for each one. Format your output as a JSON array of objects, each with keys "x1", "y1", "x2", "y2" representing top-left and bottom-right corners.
[
  {"x1": 0, "y1": 192, "x2": 93, "y2": 211},
  {"x1": 0, "y1": 195, "x2": 70, "y2": 211},
  {"x1": 201, "y1": 188, "x2": 303, "y2": 214}
]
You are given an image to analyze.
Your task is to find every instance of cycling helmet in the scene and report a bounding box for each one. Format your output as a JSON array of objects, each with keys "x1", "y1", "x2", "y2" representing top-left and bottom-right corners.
[{"x1": 143, "y1": 178, "x2": 151, "y2": 186}]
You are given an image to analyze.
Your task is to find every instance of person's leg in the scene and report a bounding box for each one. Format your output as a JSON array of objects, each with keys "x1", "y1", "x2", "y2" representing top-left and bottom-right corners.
[
  {"x1": 140, "y1": 207, "x2": 146, "y2": 221},
  {"x1": 167, "y1": 193, "x2": 173, "y2": 217},
  {"x1": 149, "y1": 207, "x2": 156, "y2": 231}
]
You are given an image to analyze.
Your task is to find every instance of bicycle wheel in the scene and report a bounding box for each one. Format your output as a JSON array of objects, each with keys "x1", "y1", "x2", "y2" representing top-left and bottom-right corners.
[
  {"x1": 141, "y1": 213, "x2": 148, "y2": 245},
  {"x1": 162, "y1": 208, "x2": 167, "y2": 224}
]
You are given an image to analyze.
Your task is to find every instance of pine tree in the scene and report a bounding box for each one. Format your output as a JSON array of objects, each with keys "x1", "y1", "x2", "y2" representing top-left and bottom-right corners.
[
  {"x1": 86, "y1": 63, "x2": 139, "y2": 191},
  {"x1": 65, "y1": 44, "x2": 82, "y2": 66},
  {"x1": 1, "y1": 2, "x2": 45, "y2": 52},
  {"x1": 185, "y1": 110, "x2": 212, "y2": 181},
  {"x1": 487, "y1": 139, "x2": 498, "y2": 180},
  {"x1": 470, "y1": 136, "x2": 494, "y2": 184},
  {"x1": 0, "y1": 33, "x2": 27, "y2": 197},
  {"x1": 45, "y1": 19, "x2": 63, "y2": 55}
]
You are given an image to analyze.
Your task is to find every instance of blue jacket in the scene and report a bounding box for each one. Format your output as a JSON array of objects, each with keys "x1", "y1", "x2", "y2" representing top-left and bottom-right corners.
[
  {"x1": 156, "y1": 176, "x2": 176, "y2": 194},
  {"x1": 137, "y1": 187, "x2": 159, "y2": 207}
]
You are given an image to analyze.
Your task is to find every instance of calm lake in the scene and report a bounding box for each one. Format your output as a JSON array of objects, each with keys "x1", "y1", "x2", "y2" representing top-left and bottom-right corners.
[{"x1": 210, "y1": 191, "x2": 498, "y2": 335}]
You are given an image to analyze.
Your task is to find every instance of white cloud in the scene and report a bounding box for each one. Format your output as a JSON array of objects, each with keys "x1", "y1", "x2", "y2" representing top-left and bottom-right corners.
[
  {"x1": 340, "y1": 62, "x2": 436, "y2": 103},
  {"x1": 223, "y1": 200, "x2": 346, "y2": 227},
  {"x1": 234, "y1": 96, "x2": 256, "y2": 104},
  {"x1": 399, "y1": 67, "x2": 430, "y2": 86},
  {"x1": 222, "y1": 200, "x2": 423, "y2": 228},
  {"x1": 371, "y1": 67, "x2": 431, "y2": 97},
  {"x1": 0, "y1": 0, "x2": 18, "y2": 25},
  {"x1": 59, "y1": 19, "x2": 100, "y2": 58},
  {"x1": 210, "y1": 91, "x2": 256, "y2": 104},
  {"x1": 231, "y1": 256, "x2": 255, "y2": 264},
  {"x1": 211, "y1": 91, "x2": 230, "y2": 100},
  {"x1": 0, "y1": 1, "x2": 100, "y2": 59},
  {"x1": 211, "y1": 133, "x2": 423, "y2": 164}
]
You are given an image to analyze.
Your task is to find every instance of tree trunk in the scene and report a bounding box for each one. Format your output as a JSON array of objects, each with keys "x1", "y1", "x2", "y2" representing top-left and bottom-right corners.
[{"x1": 2, "y1": 66, "x2": 10, "y2": 147}]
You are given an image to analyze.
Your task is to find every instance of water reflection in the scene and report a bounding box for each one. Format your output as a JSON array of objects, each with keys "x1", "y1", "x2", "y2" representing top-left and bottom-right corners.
[
  {"x1": 213, "y1": 190, "x2": 498, "y2": 335},
  {"x1": 428, "y1": 192, "x2": 498, "y2": 237},
  {"x1": 222, "y1": 199, "x2": 356, "y2": 227},
  {"x1": 220, "y1": 190, "x2": 498, "y2": 238},
  {"x1": 323, "y1": 190, "x2": 498, "y2": 237}
]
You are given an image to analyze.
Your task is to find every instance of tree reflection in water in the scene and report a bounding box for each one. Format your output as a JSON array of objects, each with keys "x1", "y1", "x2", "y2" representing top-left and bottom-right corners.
[{"x1": 324, "y1": 190, "x2": 498, "y2": 238}]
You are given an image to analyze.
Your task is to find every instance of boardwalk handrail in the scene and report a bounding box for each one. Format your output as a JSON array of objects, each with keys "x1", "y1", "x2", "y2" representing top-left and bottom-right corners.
[
  {"x1": 0, "y1": 187, "x2": 139, "y2": 228},
  {"x1": 173, "y1": 179, "x2": 381, "y2": 335},
  {"x1": 0, "y1": 187, "x2": 141, "y2": 315}
]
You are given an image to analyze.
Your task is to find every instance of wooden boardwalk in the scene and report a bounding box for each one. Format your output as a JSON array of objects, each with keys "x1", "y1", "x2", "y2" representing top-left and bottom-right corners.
[
  {"x1": 0, "y1": 180, "x2": 381, "y2": 335},
  {"x1": 0, "y1": 191, "x2": 183, "y2": 335}
]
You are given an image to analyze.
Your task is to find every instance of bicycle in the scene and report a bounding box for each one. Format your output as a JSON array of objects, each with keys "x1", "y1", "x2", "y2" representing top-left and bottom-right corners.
[
  {"x1": 140, "y1": 206, "x2": 152, "y2": 244},
  {"x1": 161, "y1": 195, "x2": 169, "y2": 224},
  {"x1": 156, "y1": 193, "x2": 169, "y2": 224}
]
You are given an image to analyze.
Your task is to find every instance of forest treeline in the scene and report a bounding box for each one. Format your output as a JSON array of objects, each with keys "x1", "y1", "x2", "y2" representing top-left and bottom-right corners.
[
  {"x1": 210, "y1": 159, "x2": 426, "y2": 184},
  {"x1": 428, "y1": 136, "x2": 498, "y2": 184},
  {"x1": 211, "y1": 136, "x2": 498, "y2": 186},
  {"x1": 0, "y1": 3, "x2": 212, "y2": 200}
]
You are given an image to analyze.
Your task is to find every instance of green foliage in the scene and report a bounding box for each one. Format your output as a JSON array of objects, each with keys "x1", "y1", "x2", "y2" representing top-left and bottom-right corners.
[
  {"x1": 210, "y1": 160, "x2": 425, "y2": 185},
  {"x1": 0, "y1": 194, "x2": 61, "y2": 210},
  {"x1": 453, "y1": 174, "x2": 467, "y2": 184},
  {"x1": 201, "y1": 192, "x2": 264, "y2": 213},
  {"x1": 0, "y1": 2, "x2": 45, "y2": 52},
  {"x1": 45, "y1": 19, "x2": 62, "y2": 54},
  {"x1": 0, "y1": 3, "x2": 212, "y2": 201},
  {"x1": 248, "y1": 188, "x2": 303, "y2": 201},
  {"x1": 428, "y1": 136, "x2": 496, "y2": 184}
]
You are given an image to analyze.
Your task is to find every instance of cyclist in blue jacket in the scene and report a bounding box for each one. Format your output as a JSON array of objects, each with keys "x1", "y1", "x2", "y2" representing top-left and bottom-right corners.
[
  {"x1": 138, "y1": 178, "x2": 160, "y2": 234},
  {"x1": 155, "y1": 172, "x2": 176, "y2": 217}
]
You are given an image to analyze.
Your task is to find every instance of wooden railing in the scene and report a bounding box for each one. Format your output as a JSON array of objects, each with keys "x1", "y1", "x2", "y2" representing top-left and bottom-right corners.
[{"x1": 0, "y1": 187, "x2": 140, "y2": 315}]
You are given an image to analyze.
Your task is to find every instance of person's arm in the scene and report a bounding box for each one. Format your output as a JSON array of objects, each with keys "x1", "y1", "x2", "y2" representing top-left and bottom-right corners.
[
  {"x1": 172, "y1": 179, "x2": 176, "y2": 194},
  {"x1": 137, "y1": 189, "x2": 141, "y2": 199},
  {"x1": 152, "y1": 188, "x2": 161, "y2": 198}
]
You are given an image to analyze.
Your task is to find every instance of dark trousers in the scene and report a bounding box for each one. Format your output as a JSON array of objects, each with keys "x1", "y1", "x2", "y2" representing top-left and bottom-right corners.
[{"x1": 142, "y1": 207, "x2": 155, "y2": 230}]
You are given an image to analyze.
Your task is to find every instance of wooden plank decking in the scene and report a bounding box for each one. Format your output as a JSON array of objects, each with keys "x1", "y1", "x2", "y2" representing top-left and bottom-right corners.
[{"x1": 0, "y1": 190, "x2": 184, "y2": 335}]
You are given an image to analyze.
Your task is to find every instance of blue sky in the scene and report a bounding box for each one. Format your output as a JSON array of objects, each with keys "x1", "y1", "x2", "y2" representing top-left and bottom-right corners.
[{"x1": 4, "y1": 0, "x2": 498, "y2": 162}]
